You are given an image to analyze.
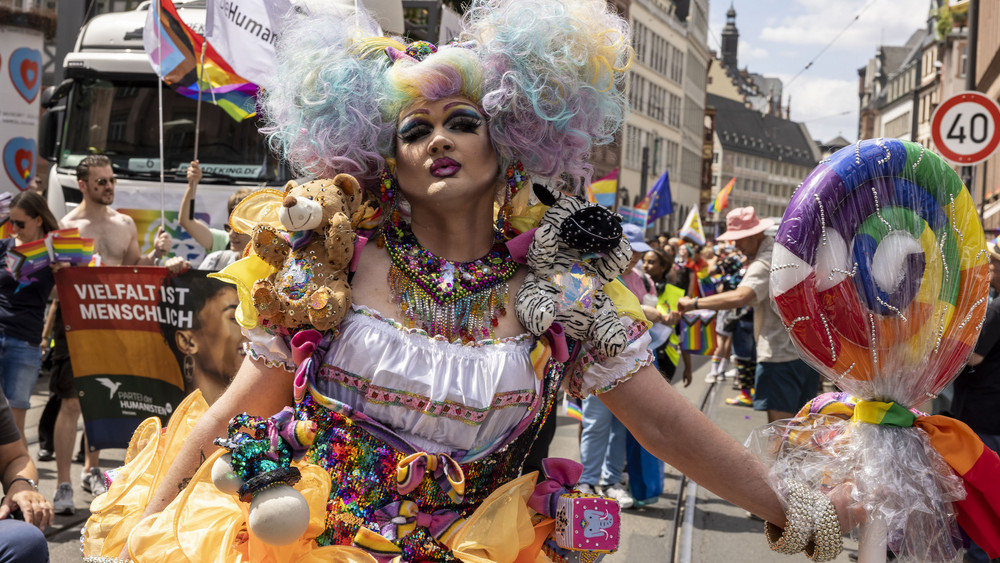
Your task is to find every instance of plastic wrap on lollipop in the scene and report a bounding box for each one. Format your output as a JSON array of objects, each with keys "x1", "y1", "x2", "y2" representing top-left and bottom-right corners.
[{"x1": 750, "y1": 138, "x2": 997, "y2": 563}]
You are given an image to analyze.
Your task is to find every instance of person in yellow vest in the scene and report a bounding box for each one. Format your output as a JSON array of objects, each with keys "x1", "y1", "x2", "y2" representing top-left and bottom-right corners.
[{"x1": 642, "y1": 246, "x2": 688, "y2": 386}]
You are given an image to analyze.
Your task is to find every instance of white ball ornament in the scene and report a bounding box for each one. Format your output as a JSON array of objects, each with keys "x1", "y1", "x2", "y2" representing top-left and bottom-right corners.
[
  {"x1": 211, "y1": 453, "x2": 244, "y2": 495},
  {"x1": 248, "y1": 484, "x2": 310, "y2": 545}
]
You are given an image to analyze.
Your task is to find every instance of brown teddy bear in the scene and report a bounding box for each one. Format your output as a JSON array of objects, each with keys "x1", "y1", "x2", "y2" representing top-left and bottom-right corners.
[{"x1": 251, "y1": 174, "x2": 363, "y2": 331}]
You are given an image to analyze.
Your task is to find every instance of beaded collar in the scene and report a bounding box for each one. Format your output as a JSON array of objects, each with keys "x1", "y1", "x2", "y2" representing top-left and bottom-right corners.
[{"x1": 382, "y1": 222, "x2": 517, "y2": 342}]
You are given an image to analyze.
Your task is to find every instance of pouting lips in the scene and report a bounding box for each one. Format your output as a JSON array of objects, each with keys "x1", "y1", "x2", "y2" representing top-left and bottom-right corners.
[{"x1": 431, "y1": 158, "x2": 461, "y2": 178}]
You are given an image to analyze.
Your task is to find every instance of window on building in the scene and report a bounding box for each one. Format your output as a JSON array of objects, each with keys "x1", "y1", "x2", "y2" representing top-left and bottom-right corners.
[
  {"x1": 625, "y1": 125, "x2": 643, "y2": 170},
  {"x1": 632, "y1": 21, "x2": 646, "y2": 64},
  {"x1": 669, "y1": 45, "x2": 683, "y2": 83},
  {"x1": 628, "y1": 73, "x2": 645, "y2": 115},
  {"x1": 668, "y1": 93, "x2": 681, "y2": 127},
  {"x1": 665, "y1": 139, "x2": 679, "y2": 172}
]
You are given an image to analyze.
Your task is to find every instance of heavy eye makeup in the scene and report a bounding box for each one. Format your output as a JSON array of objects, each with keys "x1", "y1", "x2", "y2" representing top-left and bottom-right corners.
[{"x1": 397, "y1": 108, "x2": 484, "y2": 144}]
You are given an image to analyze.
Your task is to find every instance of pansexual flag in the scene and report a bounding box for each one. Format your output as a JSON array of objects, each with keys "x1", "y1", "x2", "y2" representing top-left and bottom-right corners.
[
  {"x1": 586, "y1": 169, "x2": 618, "y2": 208},
  {"x1": 143, "y1": 0, "x2": 257, "y2": 121},
  {"x1": 708, "y1": 177, "x2": 735, "y2": 215}
]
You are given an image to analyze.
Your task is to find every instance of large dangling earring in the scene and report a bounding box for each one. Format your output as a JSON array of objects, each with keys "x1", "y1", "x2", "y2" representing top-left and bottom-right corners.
[
  {"x1": 183, "y1": 354, "x2": 195, "y2": 384},
  {"x1": 378, "y1": 166, "x2": 401, "y2": 227},
  {"x1": 498, "y1": 160, "x2": 528, "y2": 238}
]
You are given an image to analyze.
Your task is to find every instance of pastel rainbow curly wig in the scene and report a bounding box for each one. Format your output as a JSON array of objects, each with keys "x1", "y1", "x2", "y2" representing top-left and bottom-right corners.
[{"x1": 260, "y1": 0, "x2": 632, "y2": 192}]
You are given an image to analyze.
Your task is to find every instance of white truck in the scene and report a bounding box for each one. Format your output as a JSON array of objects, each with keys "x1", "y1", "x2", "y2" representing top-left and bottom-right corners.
[{"x1": 39, "y1": 1, "x2": 290, "y2": 263}]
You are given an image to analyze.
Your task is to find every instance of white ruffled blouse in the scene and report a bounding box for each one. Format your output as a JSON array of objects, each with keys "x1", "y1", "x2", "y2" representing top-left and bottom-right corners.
[{"x1": 245, "y1": 305, "x2": 652, "y2": 455}]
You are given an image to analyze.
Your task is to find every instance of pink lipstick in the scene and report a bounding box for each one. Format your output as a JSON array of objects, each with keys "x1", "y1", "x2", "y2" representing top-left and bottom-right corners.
[{"x1": 430, "y1": 158, "x2": 461, "y2": 178}]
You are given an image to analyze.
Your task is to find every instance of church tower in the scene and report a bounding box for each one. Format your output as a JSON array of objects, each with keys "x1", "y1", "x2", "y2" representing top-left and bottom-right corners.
[{"x1": 721, "y1": 3, "x2": 738, "y2": 69}]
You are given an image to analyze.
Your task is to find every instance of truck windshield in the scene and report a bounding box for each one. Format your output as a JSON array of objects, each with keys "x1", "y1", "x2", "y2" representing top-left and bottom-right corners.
[{"x1": 60, "y1": 77, "x2": 284, "y2": 183}]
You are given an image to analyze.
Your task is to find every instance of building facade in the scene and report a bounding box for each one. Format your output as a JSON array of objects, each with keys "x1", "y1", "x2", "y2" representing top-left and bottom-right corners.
[
  {"x1": 708, "y1": 94, "x2": 817, "y2": 226},
  {"x1": 619, "y1": 0, "x2": 709, "y2": 236},
  {"x1": 704, "y1": 5, "x2": 816, "y2": 232}
]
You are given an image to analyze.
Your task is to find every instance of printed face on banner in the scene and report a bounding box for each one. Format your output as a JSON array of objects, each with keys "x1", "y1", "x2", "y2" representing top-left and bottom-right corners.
[
  {"x1": 182, "y1": 286, "x2": 242, "y2": 391},
  {"x1": 3, "y1": 137, "x2": 35, "y2": 191},
  {"x1": 8, "y1": 47, "x2": 41, "y2": 104}
]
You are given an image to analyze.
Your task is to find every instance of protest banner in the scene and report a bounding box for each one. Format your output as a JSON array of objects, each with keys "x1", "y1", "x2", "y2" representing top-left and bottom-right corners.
[{"x1": 55, "y1": 266, "x2": 241, "y2": 449}]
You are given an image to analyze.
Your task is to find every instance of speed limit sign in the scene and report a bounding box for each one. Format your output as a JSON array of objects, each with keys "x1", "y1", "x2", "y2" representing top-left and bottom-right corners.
[{"x1": 931, "y1": 91, "x2": 1000, "y2": 164}]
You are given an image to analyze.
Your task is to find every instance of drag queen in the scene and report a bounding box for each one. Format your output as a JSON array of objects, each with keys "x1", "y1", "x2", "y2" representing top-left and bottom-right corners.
[{"x1": 85, "y1": 1, "x2": 852, "y2": 561}]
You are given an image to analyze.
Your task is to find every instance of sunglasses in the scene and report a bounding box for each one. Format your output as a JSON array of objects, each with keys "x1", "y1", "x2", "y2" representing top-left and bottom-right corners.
[
  {"x1": 94, "y1": 177, "x2": 117, "y2": 186},
  {"x1": 9, "y1": 219, "x2": 26, "y2": 229}
]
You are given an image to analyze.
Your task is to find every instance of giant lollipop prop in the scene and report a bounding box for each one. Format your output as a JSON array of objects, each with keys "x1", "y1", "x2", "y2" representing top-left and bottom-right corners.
[{"x1": 753, "y1": 138, "x2": 997, "y2": 563}]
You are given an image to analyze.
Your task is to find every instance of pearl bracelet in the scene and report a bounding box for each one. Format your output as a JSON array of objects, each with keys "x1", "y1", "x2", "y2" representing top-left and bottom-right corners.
[
  {"x1": 805, "y1": 489, "x2": 843, "y2": 562},
  {"x1": 765, "y1": 480, "x2": 813, "y2": 554},
  {"x1": 765, "y1": 480, "x2": 842, "y2": 562}
]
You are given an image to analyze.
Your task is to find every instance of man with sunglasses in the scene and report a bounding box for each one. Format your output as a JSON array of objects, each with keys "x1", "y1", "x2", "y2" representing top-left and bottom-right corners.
[{"x1": 45, "y1": 154, "x2": 173, "y2": 515}]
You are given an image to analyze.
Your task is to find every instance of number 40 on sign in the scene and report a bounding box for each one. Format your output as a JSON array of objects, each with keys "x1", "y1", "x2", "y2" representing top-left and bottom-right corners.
[{"x1": 931, "y1": 91, "x2": 1000, "y2": 165}]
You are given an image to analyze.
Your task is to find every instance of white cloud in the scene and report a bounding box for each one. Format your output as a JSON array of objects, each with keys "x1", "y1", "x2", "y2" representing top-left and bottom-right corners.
[
  {"x1": 738, "y1": 39, "x2": 769, "y2": 64},
  {"x1": 784, "y1": 76, "x2": 859, "y2": 142},
  {"x1": 758, "y1": 0, "x2": 929, "y2": 51}
]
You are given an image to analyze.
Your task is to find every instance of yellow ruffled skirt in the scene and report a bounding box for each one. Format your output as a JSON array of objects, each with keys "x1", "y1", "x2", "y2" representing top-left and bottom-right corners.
[{"x1": 83, "y1": 391, "x2": 556, "y2": 563}]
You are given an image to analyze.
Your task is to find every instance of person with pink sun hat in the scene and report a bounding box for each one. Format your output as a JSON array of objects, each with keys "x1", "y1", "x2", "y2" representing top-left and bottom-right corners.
[{"x1": 679, "y1": 207, "x2": 822, "y2": 423}]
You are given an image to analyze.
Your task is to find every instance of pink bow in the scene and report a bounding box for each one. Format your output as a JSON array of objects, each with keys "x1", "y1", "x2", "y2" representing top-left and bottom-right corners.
[
  {"x1": 266, "y1": 407, "x2": 317, "y2": 460},
  {"x1": 371, "y1": 500, "x2": 465, "y2": 541},
  {"x1": 396, "y1": 452, "x2": 465, "y2": 503},
  {"x1": 290, "y1": 329, "x2": 323, "y2": 402},
  {"x1": 528, "y1": 457, "x2": 584, "y2": 517},
  {"x1": 546, "y1": 324, "x2": 569, "y2": 363},
  {"x1": 505, "y1": 228, "x2": 537, "y2": 264}
]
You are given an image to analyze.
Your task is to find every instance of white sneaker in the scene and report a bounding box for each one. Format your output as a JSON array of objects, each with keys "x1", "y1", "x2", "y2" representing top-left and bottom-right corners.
[
  {"x1": 576, "y1": 483, "x2": 598, "y2": 495},
  {"x1": 724, "y1": 367, "x2": 739, "y2": 379},
  {"x1": 704, "y1": 372, "x2": 717, "y2": 383},
  {"x1": 81, "y1": 468, "x2": 107, "y2": 496},
  {"x1": 53, "y1": 482, "x2": 75, "y2": 515},
  {"x1": 602, "y1": 482, "x2": 634, "y2": 509}
]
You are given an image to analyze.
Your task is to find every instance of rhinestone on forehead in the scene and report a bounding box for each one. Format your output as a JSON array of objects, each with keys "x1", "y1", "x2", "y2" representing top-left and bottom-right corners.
[{"x1": 405, "y1": 41, "x2": 437, "y2": 61}]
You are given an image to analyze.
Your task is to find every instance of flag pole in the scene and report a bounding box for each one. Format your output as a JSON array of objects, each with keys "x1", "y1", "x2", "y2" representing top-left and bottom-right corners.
[
  {"x1": 194, "y1": 41, "x2": 206, "y2": 161},
  {"x1": 155, "y1": 0, "x2": 166, "y2": 233}
]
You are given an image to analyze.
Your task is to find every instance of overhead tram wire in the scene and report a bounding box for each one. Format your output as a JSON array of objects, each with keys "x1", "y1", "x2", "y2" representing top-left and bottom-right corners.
[{"x1": 785, "y1": 0, "x2": 881, "y2": 88}]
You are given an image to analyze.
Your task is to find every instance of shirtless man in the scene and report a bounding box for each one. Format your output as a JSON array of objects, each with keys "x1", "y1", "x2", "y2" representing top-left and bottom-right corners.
[{"x1": 49, "y1": 155, "x2": 171, "y2": 515}]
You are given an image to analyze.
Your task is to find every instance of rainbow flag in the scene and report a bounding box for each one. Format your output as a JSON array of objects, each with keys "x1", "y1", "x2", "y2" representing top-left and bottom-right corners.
[
  {"x1": 5, "y1": 228, "x2": 95, "y2": 283},
  {"x1": 143, "y1": 0, "x2": 257, "y2": 121},
  {"x1": 50, "y1": 235, "x2": 95, "y2": 265},
  {"x1": 563, "y1": 397, "x2": 583, "y2": 422},
  {"x1": 709, "y1": 177, "x2": 735, "y2": 215},
  {"x1": 679, "y1": 310, "x2": 717, "y2": 355},
  {"x1": 587, "y1": 169, "x2": 618, "y2": 207}
]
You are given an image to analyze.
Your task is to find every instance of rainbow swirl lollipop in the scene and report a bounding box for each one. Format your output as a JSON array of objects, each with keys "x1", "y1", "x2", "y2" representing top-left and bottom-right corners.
[
  {"x1": 755, "y1": 139, "x2": 997, "y2": 563},
  {"x1": 770, "y1": 138, "x2": 989, "y2": 406}
]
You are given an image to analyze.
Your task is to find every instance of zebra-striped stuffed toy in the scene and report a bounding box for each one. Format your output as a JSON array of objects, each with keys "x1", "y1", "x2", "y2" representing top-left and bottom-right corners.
[{"x1": 515, "y1": 184, "x2": 632, "y2": 357}]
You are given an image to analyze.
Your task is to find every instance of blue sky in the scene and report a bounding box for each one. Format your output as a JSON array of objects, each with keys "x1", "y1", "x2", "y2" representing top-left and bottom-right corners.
[{"x1": 707, "y1": 0, "x2": 933, "y2": 144}]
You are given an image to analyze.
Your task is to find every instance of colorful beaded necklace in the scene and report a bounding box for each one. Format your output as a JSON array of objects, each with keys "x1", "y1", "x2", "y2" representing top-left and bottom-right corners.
[{"x1": 383, "y1": 221, "x2": 517, "y2": 342}]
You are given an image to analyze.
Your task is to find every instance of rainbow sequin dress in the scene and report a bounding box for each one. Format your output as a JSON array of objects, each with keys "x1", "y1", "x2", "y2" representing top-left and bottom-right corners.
[{"x1": 84, "y1": 305, "x2": 652, "y2": 562}]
